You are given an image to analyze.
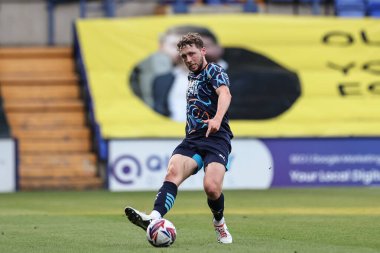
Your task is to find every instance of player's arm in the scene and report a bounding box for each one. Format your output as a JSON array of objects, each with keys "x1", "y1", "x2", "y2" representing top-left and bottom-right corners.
[{"x1": 205, "y1": 85, "x2": 232, "y2": 137}]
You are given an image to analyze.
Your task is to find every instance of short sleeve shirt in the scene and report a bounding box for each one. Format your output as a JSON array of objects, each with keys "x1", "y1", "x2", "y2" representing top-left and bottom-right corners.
[{"x1": 186, "y1": 63, "x2": 233, "y2": 139}]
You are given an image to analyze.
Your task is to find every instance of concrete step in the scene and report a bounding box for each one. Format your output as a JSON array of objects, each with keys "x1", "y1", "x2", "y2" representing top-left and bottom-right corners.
[
  {"x1": 0, "y1": 58, "x2": 75, "y2": 74},
  {"x1": 0, "y1": 73, "x2": 78, "y2": 85},
  {"x1": 18, "y1": 138, "x2": 92, "y2": 153},
  {"x1": 4, "y1": 99, "x2": 84, "y2": 112},
  {"x1": 20, "y1": 153, "x2": 96, "y2": 165},
  {"x1": 0, "y1": 47, "x2": 72, "y2": 59},
  {"x1": 7, "y1": 111, "x2": 86, "y2": 127},
  {"x1": 20, "y1": 153, "x2": 96, "y2": 166},
  {"x1": 19, "y1": 177, "x2": 103, "y2": 190},
  {"x1": 12, "y1": 127, "x2": 91, "y2": 140},
  {"x1": 1, "y1": 84, "x2": 80, "y2": 99},
  {"x1": 20, "y1": 165, "x2": 97, "y2": 178}
]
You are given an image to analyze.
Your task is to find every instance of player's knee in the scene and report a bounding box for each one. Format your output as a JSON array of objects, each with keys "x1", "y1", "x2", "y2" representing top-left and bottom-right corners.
[
  {"x1": 204, "y1": 181, "x2": 221, "y2": 200},
  {"x1": 165, "y1": 162, "x2": 180, "y2": 182}
]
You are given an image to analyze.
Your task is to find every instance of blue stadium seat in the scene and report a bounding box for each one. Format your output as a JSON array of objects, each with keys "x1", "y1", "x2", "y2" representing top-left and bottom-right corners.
[
  {"x1": 172, "y1": 0, "x2": 189, "y2": 13},
  {"x1": 243, "y1": 0, "x2": 258, "y2": 12},
  {"x1": 367, "y1": 0, "x2": 380, "y2": 17},
  {"x1": 159, "y1": 0, "x2": 196, "y2": 3},
  {"x1": 222, "y1": 0, "x2": 241, "y2": 3},
  {"x1": 203, "y1": 0, "x2": 223, "y2": 4},
  {"x1": 159, "y1": 0, "x2": 198, "y2": 13},
  {"x1": 299, "y1": 0, "x2": 322, "y2": 14},
  {"x1": 203, "y1": 0, "x2": 242, "y2": 3},
  {"x1": 335, "y1": 0, "x2": 366, "y2": 17},
  {"x1": 265, "y1": 0, "x2": 321, "y2": 15}
]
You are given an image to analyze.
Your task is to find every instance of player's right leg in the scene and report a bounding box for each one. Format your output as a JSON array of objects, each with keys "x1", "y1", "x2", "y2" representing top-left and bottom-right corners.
[
  {"x1": 125, "y1": 154, "x2": 198, "y2": 230},
  {"x1": 150, "y1": 154, "x2": 197, "y2": 217},
  {"x1": 163, "y1": 153, "x2": 198, "y2": 186},
  {"x1": 124, "y1": 206, "x2": 152, "y2": 231}
]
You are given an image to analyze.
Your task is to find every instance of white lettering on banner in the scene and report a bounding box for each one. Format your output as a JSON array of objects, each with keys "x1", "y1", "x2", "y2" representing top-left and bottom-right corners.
[
  {"x1": 289, "y1": 169, "x2": 380, "y2": 185},
  {"x1": 108, "y1": 139, "x2": 274, "y2": 191},
  {"x1": 289, "y1": 154, "x2": 380, "y2": 166},
  {"x1": 289, "y1": 170, "x2": 318, "y2": 183},
  {"x1": 352, "y1": 169, "x2": 380, "y2": 185},
  {"x1": 318, "y1": 170, "x2": 351, "y2": 183}
]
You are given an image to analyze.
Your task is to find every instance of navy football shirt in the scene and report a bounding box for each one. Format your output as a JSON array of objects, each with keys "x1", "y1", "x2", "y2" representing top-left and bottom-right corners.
[{"x1": 186, "y1": 63, "x2": 233, "y2": 138}]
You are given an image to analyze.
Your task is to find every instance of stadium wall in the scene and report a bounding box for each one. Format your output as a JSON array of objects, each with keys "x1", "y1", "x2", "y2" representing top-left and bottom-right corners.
[
  {"x1": 0, "y1": 0, "x2": 157, "y2": 45},
  {"x1": 0, "y1": 1, "x2": 325, "y2": 46}
]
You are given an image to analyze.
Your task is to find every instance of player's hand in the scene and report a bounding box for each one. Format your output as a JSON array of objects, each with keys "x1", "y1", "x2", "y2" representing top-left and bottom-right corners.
[{"x1": 204, "y1": 117, "x2": 222, "y2": 137}]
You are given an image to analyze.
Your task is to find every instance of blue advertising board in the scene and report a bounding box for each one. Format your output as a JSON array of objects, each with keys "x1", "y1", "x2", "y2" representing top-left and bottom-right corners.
[{"x1": 265, "y1": 138, "x2": 380, "y2": 187}]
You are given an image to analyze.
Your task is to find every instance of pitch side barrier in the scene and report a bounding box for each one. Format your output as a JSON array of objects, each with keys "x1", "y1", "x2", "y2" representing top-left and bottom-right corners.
[
  {"x1": 106, "y1": 138, "x2": 380, "y2": 191},
  {"x1": 0, "y1": 139, "x2": 18, "y2": 192},
  {"x1": 0, "y1": 95, "x2": 18, "y2": 192},
  {"x1": 74, "y1": 15, "x2": 380, "y2": 190}
]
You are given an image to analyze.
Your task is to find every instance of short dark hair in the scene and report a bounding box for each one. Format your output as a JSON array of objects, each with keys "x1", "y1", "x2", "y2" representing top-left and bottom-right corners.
[{"x1": 177, "y1": 32, "x2": 204, "y2": 51}]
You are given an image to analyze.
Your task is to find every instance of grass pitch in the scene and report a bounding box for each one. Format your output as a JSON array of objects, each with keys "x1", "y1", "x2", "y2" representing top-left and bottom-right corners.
[{"x1": 0, "y1": 188, "x2": 379, "y2": 253}]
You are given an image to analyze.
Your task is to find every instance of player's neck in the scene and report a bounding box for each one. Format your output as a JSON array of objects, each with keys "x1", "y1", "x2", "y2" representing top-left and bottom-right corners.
[{"x1": 193, "y1": 60, "x2": 208, "y2": 75}]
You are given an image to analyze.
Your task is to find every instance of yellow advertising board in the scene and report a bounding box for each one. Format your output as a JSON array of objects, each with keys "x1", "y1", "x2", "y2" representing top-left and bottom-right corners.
[{"x1": 76, "y1": 15, "x2": 380, "y2": 138}]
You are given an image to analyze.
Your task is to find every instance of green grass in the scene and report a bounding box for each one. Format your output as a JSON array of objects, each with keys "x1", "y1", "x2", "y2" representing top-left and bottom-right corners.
[{"x1": 0, "y1": 188, "x2": 379, "y2": 253}]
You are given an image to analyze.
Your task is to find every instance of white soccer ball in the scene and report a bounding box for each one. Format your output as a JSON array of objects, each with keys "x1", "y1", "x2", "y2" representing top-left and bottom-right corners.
[{"x1": 146, "y1": 218, "x2": 176, "y2": 247}]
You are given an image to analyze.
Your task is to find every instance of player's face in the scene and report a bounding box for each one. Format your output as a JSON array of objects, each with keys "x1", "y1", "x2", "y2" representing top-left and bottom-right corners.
[{"x1": 179, "y1": 44, "x2": 207, "y2": 73}]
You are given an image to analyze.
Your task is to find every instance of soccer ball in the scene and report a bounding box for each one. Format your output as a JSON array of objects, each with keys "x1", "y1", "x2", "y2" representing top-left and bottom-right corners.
[{"x1": 146, "y1": 218, "x2": 176, "y2": 247}]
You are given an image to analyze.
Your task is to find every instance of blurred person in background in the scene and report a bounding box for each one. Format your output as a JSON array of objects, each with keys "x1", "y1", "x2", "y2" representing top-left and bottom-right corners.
[
  {"x1": 129, "y1": 29, "x2": 180, "y2": 107},
  {"x1": 130, "y1": 24, "x2": 301, "y2": 121}
]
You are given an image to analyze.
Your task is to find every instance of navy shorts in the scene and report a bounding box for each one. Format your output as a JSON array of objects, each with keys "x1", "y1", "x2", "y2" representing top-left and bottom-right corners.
[{"x1": 172, "y1": 132, "x2": 232, "y2": 175}]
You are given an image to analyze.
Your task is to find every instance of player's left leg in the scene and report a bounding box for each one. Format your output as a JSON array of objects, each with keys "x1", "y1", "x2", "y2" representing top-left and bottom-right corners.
[{"x1": 204, "y1": 162, "x2": 232, "y2": 244}]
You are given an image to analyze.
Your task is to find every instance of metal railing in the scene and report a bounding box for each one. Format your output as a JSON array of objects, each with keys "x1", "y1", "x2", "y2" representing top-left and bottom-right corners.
[{"x1": 47, "y1": 0, "x2": 123, "y2": 45}]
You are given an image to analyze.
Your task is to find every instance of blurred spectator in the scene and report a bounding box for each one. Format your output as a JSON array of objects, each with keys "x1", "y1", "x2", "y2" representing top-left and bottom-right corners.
[
  {"x1": 153, "y1": 25, "x2": 301, "y2": 121},
  {"x1": 129, "y1": 32, "x2": 176, "y2": 107},
  {"x1": 130, "y1": 25, "x2": 301, "y2": 121}
]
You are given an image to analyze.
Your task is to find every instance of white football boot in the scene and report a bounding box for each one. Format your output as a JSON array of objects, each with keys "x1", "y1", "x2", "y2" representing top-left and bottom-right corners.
[
  {"x1": 124, "y1": 206, "x2": 152, "y2": 231},
  {"x1": 213, "y1": 217, "x2": 233, "y2": 244}
]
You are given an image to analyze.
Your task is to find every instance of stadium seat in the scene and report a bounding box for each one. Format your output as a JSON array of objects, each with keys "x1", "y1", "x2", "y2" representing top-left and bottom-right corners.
[
  {"x1": 204, "y1": 0, "x2": 223, "y2": 4},
  {"x1": 335, "y1": 0, "x2": 366, "y2": 17},
  {"x1": 173, "y1": 0, "x2": 189, "y2": 13},
  {"x1": 367, "y1": 0, "x2": 380, "y2": 17},
  {"x1": 159, "y1": 0, "x2": 196, "y2": 3},
  {"x1": 300, "y1": 0, "x2": 322, "y2": 14},
  {"x1": 243, "y1": 0, "x2": 259, "y2": 12},
  {"x1": 265, "y1": 0, "x2": 321, "y2": 15}
]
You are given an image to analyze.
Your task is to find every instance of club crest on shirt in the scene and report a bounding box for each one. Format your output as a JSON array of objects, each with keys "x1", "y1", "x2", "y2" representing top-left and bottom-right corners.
[{"x1": 187, "y1": 79, "x2": 199, "y2": 98}]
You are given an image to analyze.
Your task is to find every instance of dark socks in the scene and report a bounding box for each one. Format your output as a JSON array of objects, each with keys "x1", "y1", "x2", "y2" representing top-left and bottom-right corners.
[
  {"x1": 207, "y1": 193, "x2": 224, "y2": 222},
  {"x1": 153, "y1": 181, "x2": 178, "y2": 217}
]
